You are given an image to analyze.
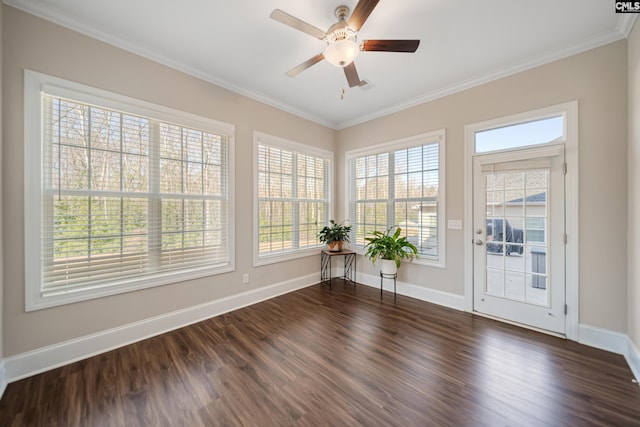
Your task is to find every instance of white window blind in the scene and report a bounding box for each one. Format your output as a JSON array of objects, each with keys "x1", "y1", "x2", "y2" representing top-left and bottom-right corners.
[
  {"x1": 347, "y1": 131, "x2": 445, "y2": 265},
  {"x1": 254, "y1": 132, "x2": 331, "y2": 264},
  {"x1": 25, "y1": 70, "x2": 235, "y2": 310}
]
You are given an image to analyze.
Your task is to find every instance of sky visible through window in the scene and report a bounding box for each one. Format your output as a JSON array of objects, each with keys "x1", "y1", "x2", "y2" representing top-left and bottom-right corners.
[{"x1": 475, "y1": 115, "x2": 563, "y2": 153}]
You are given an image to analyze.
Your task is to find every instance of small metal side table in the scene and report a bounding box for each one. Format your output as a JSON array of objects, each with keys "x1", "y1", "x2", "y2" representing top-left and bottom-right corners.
[
  {"x1": 320, "y1": 250, "x2": 356, "y2": 288},
  {"x1": 380, "y1": 272, "x2": 398, "y2": 298}
]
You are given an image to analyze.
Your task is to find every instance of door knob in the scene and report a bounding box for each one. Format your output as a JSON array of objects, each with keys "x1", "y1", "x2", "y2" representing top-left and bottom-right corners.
[
  {"x1": 475, "y1": 240, "x2": 483, "y2": 246},
  {"x1": 475, "y1": 228, "x2": 483, "y2": 234}
]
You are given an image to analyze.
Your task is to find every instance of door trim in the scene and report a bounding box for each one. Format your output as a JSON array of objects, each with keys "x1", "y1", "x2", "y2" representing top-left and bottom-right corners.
[{"x1": 463, "y1": 101, "x2": 579, "y2": 340}]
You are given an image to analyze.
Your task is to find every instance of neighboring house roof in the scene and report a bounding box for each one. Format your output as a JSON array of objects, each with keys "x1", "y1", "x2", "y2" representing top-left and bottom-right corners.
[{"x1": 507, "y1": 192, "x2": 546, "y2": 204}]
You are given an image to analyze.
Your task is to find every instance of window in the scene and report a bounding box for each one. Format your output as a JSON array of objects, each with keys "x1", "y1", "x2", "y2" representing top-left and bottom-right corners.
[
  {"x1": 475, "y1": 115, "x2": 564, "y2": 153},
  {"x1": 525, "y1": 217, "x2": 546, "y2": 243},
  {"x1": 346, "y1": 130, "x2": 446, "y2": 267},
  {"x1": 24, "y1": 70, "x2": 235, "y2": 310},
  {"x1": 254, "y1": 132, "x2": 332, "y2": 265}
]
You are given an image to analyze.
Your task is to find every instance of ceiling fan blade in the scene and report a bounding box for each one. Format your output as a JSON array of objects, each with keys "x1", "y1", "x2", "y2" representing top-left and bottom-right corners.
[
  {"x1": 285, "y1": 53, "x2": 325, "y2": 77},
  {"x1": 343, "y1": 62, "x2": 362, "y2": 88},
  {"x1": 360, "y1": 39, "x2": 420, "y2": 53},
  {"x1": 270, "y1": 9, "x2": 326, "y2": 40},
  {"x1": 347, "y1": 0, "x2": 380, "y2": 31}
]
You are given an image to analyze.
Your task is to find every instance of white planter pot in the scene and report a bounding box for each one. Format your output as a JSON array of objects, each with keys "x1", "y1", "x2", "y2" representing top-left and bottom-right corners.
[{"x1": 380, "y1": 259, "x2": 397, "y2": 275}]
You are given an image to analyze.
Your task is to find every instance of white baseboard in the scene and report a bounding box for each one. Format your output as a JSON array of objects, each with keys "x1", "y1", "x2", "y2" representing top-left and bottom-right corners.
[
  {"x1": 625, "y1": 337, "x2": 640, "y2": 384},
  {"x1": 578, "y1": 324, "x2": 628, "y2": 354},
  {"x1": 0, "y1": 361, "x2": 6, "y2": 399},
  {"x1": 357, "y1": 277, "x2": 640, "y2": 383},
  {"x1": 579, "y1": 324, "x2": 640, "y2": 384},
  {"x1": 4, "y1": 272, "x2": 638, "y2": 394},
  {"x1": 4, "y1": 273, "x2": 318, "y2": 383},
  {"x1": 355, "y1": 271, "x2": 465, "y2": 311}
]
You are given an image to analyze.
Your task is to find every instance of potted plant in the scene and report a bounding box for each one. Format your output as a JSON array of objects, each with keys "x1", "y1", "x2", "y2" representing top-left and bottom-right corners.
[
  {"x1": 317, "y1": 220, "x2": 352, "y2": 252},
  {"x1": 364, "y1": 227, "x2": 418, "y2": 275}
]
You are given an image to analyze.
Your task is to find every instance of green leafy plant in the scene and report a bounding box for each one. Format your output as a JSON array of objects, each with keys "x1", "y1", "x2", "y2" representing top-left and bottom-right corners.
[
  {"x1": 364, "y1": 227, "x2": 418, "y2": 268},
  {"x1": 317, "y1": 220, "x2": 351, "y2": 246}
]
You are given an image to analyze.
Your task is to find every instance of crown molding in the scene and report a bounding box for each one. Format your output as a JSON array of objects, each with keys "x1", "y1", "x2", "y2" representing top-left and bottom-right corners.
[
  {"x1": 2, "y1": 0, "x2": 338, "y2": 129},
  {"x1": 335, "y1": 27, "x2": 630, "y2": 129},
  {"x1": 617, "y1": 13, "x2": 638, "y2": 37},
  {"x1": 4, "y1": 0, "x2": 636, "y2": 131}
]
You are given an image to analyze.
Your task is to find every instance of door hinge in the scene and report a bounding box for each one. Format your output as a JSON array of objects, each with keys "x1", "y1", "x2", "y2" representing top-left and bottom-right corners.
[
  {"x1": 564, "y1": 304, "x2": 568, "y2": 315},
  {"x1": 563, "y1": 233, "x2": 567, "y2": 244},
  {"x1": 563, "y1": 162, "x2": 567, "y2": 175}
]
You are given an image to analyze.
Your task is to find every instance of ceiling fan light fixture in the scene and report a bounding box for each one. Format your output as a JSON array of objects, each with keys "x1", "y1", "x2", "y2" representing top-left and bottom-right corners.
[{"x1": 324, "y1": 39, "x2": 360, "y2": 68}]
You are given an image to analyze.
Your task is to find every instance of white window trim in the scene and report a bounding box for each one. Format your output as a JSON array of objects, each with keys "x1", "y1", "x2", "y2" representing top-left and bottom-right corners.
[
  {"x1": 253, "y1": 131, "x2": 333, "y2": 267},
  {"x1": 463, "y1": 101, "x2": 579, "y2": 340},
  {"x1": 24, "y1": 69, "x2": 236, "y2": 311},
  {"x1": 344, "y1": 129, "x2": 447, "y2": 268}
]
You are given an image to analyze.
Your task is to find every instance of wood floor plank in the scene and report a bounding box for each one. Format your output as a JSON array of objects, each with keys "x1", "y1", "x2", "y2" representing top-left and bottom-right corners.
[{"x1": 1, "y1": 281, "x2": 639, "y2": 426}]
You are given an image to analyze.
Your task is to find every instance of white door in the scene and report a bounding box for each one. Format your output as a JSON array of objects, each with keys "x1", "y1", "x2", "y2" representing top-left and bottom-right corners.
[{"x1": 473, "y1": 145, "x2": 566, "y2": 334}]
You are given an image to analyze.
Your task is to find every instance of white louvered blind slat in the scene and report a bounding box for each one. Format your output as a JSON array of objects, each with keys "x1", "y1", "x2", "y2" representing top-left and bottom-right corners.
[{"x1": 41, "y1": 94, "x2": 231, "y2": 297}]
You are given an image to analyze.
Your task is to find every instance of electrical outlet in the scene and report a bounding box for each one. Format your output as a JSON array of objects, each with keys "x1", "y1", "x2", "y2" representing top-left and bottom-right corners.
[{"x1": 242, "y1": 273, "x2": 249, "y2": 284}]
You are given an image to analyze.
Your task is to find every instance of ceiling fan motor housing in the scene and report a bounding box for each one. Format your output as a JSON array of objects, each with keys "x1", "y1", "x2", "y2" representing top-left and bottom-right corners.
[
  {"x1": 326, "y1": 6, "x2": 357, "y2": 45},
  {"x1": 326, "y1": 22, "x2": 357, "y2": 44}
]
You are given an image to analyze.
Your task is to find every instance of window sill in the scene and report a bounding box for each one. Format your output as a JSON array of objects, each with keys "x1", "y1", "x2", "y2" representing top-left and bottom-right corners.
[
  {"x1": 26, "y1": 263, "x2": 234, "y2": 312},
  {"x1": 253, "y1": 247, "x2": 324, "y2": 267}
]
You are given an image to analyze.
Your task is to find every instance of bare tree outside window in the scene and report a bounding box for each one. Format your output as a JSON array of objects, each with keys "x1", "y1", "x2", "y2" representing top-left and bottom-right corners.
[
  {"x1": 43, "y1": 95, "x2": 230, "y2": 293},
  {"x1": 256, "y1": 137, "x2": 330, "y2": 259}
]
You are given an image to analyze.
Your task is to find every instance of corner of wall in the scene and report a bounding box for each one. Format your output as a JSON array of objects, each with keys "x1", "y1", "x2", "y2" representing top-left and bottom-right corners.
[
  {"x1": 578, "y1": 324, "x2": 639, "y2": 382},
  {"x1": 626, "y1": 337, "x2": 640, "y2": 384},
  {"x1": 628, "y1": 13, "x2": 640, "y2": 361},
  {"x1": 0, "y1": 361, "x2": 6, "y2": 399},
  {"x1": 0, "y1": 0, "x2": 6, "y2": 399}
]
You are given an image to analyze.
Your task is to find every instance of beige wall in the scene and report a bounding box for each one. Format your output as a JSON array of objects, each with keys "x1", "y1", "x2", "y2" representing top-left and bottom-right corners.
[
  {"x1": 629, "y1": 21, "x2": 640, "y2": 351},
  {"x1": 337, "y1": 41, "x2": 629, "y2": 332},
  {"x1": 0, "y1": 5, "x2": 632, "y2": 358},
  {"x1": 2, "y1": 7, "x2": 335, "y2": 356},
  {"x1": 0, "y1": 2, "x2": 4, "y2": 361}
]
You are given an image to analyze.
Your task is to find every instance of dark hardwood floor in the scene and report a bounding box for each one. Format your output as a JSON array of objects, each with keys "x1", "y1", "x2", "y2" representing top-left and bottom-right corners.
[{"x1": 1, "y1": 280, "x2": 639, "y2": 426}]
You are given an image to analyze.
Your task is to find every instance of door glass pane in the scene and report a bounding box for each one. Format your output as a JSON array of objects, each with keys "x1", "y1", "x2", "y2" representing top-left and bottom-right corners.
[
  {"x1": 505, "y1": 192, "x2": 524, "y2": 216},
  {"x1": 486, "y1": 268, "x2": 505, "y2": 297},
  {"x1": 505, "y1": 270, "x2": 525, "y2": 301},
  {"x1": 526, "y1": 245, "x2": 548, "y2": 305},
  {"x1": 504, "y1": 172, "x2": 525, "y2": 190},
  {"x1": 485, "y1": 170, "x2": 549, "y2": 306},
  {"x1": 526, "y1": 171, "x2": 548, "y2": 190}
]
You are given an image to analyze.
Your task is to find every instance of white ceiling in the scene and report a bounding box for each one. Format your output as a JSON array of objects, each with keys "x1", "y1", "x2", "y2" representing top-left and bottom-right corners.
[{"x1": 7, "y1": 0, "x2": 635, "y2": 129}]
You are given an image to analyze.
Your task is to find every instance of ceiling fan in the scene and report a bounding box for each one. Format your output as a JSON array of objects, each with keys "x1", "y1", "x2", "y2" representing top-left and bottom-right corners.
[{"x1": 270, "y1": 0, "x2": 420, "y2": 88}]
